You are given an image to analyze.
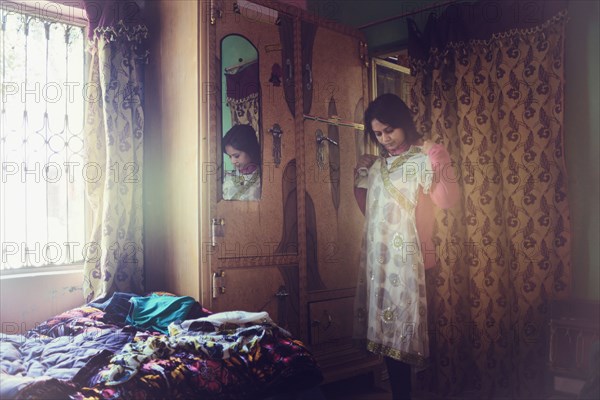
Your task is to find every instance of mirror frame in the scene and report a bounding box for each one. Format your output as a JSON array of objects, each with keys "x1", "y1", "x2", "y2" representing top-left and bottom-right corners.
[
  {"x1": 369, "y1": 57, "x2": 411, "y2": 155},
  {"x1": 219, "y1": 33, "x2": 262, "y2": 201},
  {"x1": 370, "y1": 57, "x2": 411, "y2": 101}
]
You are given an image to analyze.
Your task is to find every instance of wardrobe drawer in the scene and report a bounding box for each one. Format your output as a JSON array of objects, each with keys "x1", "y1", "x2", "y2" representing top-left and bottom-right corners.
[{"x1": 309, "y1": 296, "x2": 355, "y2": 345}]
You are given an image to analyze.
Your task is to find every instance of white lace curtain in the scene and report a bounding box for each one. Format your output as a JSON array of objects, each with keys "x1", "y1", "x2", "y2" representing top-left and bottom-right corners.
[{"x1": 82, "y1": 0, "x2": 147, "y2": 301}]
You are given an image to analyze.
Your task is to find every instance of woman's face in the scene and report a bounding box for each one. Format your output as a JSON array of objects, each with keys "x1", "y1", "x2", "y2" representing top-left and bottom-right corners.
[
  {"x1": 370, "y1": 118, "x2": 406, "y2": 155},
  {"x1": 225, "y1": 145, "x2": 252, "y2": 171}
]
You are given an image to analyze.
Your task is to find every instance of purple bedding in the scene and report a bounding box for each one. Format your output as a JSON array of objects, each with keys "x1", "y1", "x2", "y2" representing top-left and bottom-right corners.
[{"x1": 0, "y1": 295, "x2": 322, "y2": 399}]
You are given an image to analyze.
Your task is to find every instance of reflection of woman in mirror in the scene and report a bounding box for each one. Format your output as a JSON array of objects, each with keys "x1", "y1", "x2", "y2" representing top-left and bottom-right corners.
[{"x1": 222, "y1": 124, "x2": 261, "y2": 201}]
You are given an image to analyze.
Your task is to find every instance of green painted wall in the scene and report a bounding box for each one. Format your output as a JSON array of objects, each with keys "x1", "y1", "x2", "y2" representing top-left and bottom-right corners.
[
  {"x1": 564, "y1": 0, "x2": 600, "y2": 301},
  {"x1": 307, "y1": 0, "x2": 448, "y2": 53}
]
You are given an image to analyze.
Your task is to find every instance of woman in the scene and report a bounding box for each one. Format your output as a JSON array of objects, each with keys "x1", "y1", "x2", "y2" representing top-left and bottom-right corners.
[
  {"x1": 222, "y1": 124, "x2": 261, "y2": 201},
  {"x1": 353, "y1": 93, "x2": 459, "y2": 400}
]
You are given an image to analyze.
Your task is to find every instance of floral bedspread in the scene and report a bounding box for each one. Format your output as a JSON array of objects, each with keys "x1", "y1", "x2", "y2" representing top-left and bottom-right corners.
[{"x1": 0, "y1": 302, "x2": 322, "y2": 399}]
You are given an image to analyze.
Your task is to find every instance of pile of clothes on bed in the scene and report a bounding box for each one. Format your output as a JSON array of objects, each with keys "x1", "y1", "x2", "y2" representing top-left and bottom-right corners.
[{"x1": 0, "y1": 292, "x2": 323, "y2": 399}]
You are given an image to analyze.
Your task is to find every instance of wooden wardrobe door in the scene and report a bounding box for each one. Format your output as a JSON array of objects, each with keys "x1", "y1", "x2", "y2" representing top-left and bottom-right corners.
[
  {"x1": 303, "y1": 26, "x2": 366, "y2": 293},
  {"x1": 207, "y1": 0, "x2": 298, "y2": 329},
  {"x1": 301, "y1": 23, "x2": 381, "y2": 383}
]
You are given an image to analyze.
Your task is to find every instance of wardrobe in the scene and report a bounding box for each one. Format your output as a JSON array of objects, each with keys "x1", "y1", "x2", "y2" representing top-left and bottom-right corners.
[{"x1": 192, "y1": 0, "x2": 379, "y2": 383}]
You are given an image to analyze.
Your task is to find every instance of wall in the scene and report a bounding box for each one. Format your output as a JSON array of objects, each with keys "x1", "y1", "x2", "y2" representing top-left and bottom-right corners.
[
  {"x1": 564, "y1": 0, "x2": 600, "y2": 301},
  {"x1": 143, "y1": 0, "x2": 201, "y2": 299},
  {"x1": 0, "y1": 270, "x2": 84, "y2": 333}
]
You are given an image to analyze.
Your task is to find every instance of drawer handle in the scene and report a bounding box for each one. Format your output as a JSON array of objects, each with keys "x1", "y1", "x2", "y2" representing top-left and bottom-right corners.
[
  {"x1": 322, "y1": 311, "x2": 333, "y2": 331},
  {"x1": 311, "y1": 312, "x2": 333, "y2": 331},
  {"x1": 575, "y1": 331, "x2": 584, "y2": 369}
]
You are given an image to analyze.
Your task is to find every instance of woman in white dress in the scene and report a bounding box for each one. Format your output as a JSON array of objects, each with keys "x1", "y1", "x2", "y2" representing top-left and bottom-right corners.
[
  {"x1": 353, "y1": 94, "x2": 459, "y2": 400},
  {"x1": 222, "y1": 124, "x2": 261, "y2": 201}
]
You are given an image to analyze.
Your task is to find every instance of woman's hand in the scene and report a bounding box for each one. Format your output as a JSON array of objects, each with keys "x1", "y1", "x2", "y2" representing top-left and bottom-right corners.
[
  {"x1": 354, "y1": 154, "x2": 376, "y2": 190},
  {"x1": 422, "y1": 139, "x2": 435, "y2": 154},
  {"x1": 356, "y1": 154, "x2": 378, "y2": 170}
]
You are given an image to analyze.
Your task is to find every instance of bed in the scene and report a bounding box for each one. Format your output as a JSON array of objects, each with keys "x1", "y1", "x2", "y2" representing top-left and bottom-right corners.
[{"x1": 0, "y1": 292, "x2": 324, "y2": 399}]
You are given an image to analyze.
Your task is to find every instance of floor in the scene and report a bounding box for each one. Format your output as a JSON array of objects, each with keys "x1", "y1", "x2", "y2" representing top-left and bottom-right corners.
[
  {"x1": 318, "y1": 373, "x2": 581, "y2": 400},
  {"x1": 320, "y1": 373, "x2": 392, "y2": 400}
]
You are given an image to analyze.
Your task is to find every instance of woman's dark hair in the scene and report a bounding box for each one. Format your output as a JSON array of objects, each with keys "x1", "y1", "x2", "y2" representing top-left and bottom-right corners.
[
  {"x1": 222, "y1": 124, "x2": 261, "y2": 165},
  {"x1": 364, "y1": 93, "x2": 421, "y2": 148}
]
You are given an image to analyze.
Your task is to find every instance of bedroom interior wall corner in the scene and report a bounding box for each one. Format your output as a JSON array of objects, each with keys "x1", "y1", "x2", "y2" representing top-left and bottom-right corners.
[
  {"x1": 142, "y1": 0, "x2": 166, "y2": 295},
  {"x1": 564, "y1": 0, "x2": 600, "y2": 301},
  {"x1": 143, "y1": 0, "x2": 201, "y2": 299}
]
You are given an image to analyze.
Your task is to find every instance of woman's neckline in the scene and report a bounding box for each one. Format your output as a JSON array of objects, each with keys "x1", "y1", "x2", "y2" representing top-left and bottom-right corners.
[{"x1": 239, "y1": 164, "x2": 258, "y2": 174}]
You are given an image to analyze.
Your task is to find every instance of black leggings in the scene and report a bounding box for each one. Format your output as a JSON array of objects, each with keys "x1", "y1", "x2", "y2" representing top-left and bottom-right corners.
[{"x1": 385, "y1": 357, "x2": 412, "y2": 400}]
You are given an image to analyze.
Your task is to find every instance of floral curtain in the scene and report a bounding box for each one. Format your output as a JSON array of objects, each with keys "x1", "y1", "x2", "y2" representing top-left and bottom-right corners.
[
  {"x1": 82, "y1": 0, "x2": 147, "y2": 301},
  {"x1": 225, "y1": 60, "x2": 260, "y2": 135},
  {"x1": 406, "y1": 1, "x2": 571, "y2": 397}
]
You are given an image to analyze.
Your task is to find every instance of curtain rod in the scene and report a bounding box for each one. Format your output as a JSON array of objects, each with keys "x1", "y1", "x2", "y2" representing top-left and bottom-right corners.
[
  {"x1": 224, "y1": 58, "x2": 257, "y2": 73},
  {"x1": 1, "y1": 0, "x2": 88, "y2": 27},
  {"x1": 358, "y1": 0, "x2": 459, "y2": 30}
]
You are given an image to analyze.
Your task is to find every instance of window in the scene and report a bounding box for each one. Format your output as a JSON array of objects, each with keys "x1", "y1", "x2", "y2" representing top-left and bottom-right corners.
[{"x1": 1, "y1": 3, "x2": 87, "y2": 272}]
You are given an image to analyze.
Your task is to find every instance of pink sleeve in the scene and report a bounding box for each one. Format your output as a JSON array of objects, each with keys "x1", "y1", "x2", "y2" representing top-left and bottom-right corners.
[
  {"x1": 416, "y1": 192, "x2": 438, "y2": 270},
  {"x1": 426, "y1": 144, "x2": 459, "y2": 209}
]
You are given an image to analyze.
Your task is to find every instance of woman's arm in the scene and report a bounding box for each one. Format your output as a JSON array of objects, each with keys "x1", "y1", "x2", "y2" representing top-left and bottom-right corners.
[
  {"x1": 353, "y1": 154, "x2": 378, "y2": 215},
  {"x1": 425, "y1": 143, "x2": 459, "y2": 209},
  {"x1": 354, "y1": 187, "x2": 367, "y2": 215}
]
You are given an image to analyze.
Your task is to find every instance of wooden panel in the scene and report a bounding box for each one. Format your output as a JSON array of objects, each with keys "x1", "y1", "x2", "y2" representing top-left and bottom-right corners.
[
  {"x1": 309, "y1": 296, "x2": 354, "y2": 345},
  {"x1": 309, "y1": 295, "x2": 384, "y2": 384},
  {"x1": 548, "y1": 299, "x2": 600, "y2": 395},
  {"x1": 252, "y1": 0, "x2": 367, "y2": 40},
  {"x1": 206, "y1": 1, "x2": 302, "y2": 330},
  {"x1": 212, "y1": 0, "x2": 298, "y2": 260},
  {"x1": 549, "y1": 320, "x2": 599, "y2": 377},
  {"x1": 211, "y1": 264, "x2": 300, "y2": 335},
  {"x1": 304, "y1": 26, "x2": 365, "y2": 292}
]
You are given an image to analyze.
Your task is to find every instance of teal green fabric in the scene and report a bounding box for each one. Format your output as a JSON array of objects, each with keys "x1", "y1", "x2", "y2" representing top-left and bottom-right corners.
[{"x1": 126, "y1": 294, "x2": 195, "y2": 334}]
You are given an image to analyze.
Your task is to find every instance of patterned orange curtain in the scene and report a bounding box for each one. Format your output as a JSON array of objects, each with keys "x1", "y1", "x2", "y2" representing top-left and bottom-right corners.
[{"x1": 407, "y1": 1, "x2": 571, "y2": 397}]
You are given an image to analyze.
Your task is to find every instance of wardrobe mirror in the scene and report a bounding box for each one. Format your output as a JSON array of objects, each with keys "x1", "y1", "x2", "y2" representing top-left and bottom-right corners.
[
  {"x1": 220, "y1": 34, "x2": 261, "y2": 201},
  {"x1": 371, "y1": 56, "x2": 411, "y2": 102},
  {"x1": 369, "y1": 57, "x2": 411, "y2": 155}
]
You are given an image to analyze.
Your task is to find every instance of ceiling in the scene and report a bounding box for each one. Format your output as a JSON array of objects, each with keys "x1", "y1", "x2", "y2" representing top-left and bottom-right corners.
[{"x1": 306, "y1": 0, "x2": 466, "y2": 55}]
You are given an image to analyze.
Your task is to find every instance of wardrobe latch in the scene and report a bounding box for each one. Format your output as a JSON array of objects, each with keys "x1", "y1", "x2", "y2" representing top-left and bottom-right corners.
[
  {"x1": 212, "y1": 270, "x2": 226, "y2": 299},
  {"x1": 211, "y1": 218, "x2": 225, "y2": 247}
]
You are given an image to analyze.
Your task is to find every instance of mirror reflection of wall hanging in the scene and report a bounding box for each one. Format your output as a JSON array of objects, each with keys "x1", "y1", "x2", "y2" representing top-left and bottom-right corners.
[{"x1": 221, "y1": 34, "x2": 262, "y2": 201}]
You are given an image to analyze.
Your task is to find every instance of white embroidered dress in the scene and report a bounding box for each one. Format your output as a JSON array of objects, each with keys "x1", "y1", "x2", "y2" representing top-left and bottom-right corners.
[
  {"x1": 223, "y1": 169, "x2": 261, "y2": 201},
  {"x1": 353, "y1": 146, "x2": 433, "y2": 368}
]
